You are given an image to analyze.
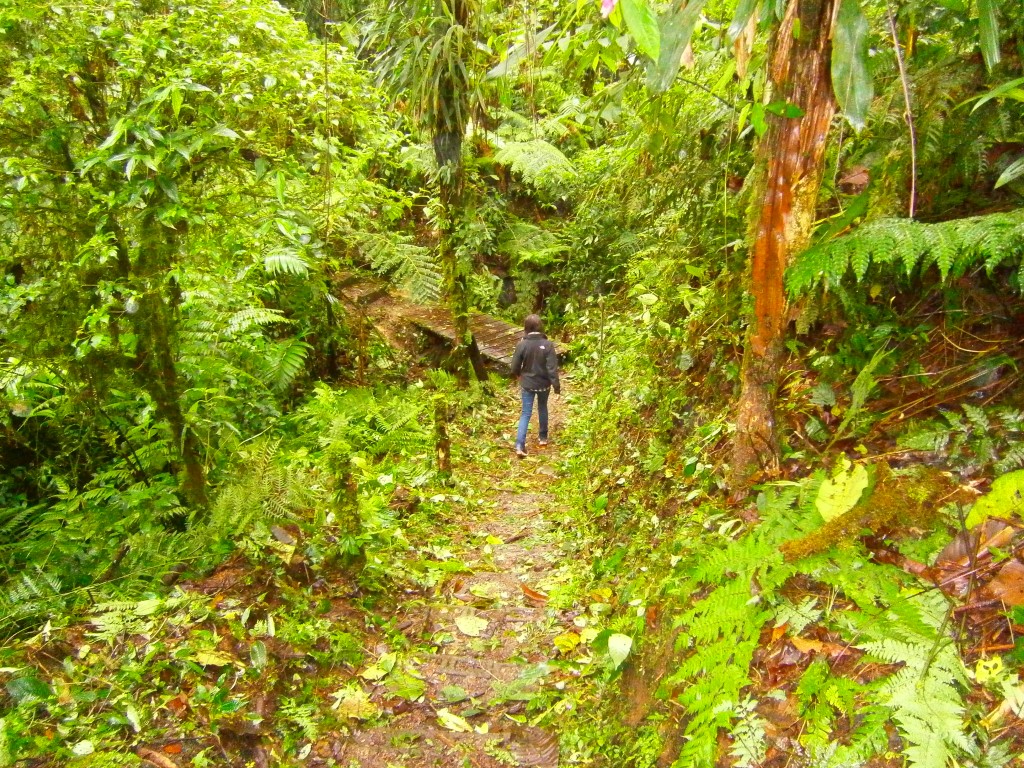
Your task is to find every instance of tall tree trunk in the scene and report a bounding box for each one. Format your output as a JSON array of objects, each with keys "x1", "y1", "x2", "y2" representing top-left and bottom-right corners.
[
  {"x1": 437, "y1": 178, "x2": 488, "y2": 383},
  {"x1": 731, "y1": 0, "x2": 837, "y2": 488},
  {"x1": 431, "y1": 0, "x2": 488, "y2": 385},
  {"x1": 131, "y1": 217, "x2": 209, "y2": 507}
]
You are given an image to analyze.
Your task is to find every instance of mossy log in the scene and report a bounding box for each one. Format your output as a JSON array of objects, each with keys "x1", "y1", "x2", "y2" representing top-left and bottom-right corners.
[{"x1": 781, "y1": 463, "x2": 953, "y2": 562}]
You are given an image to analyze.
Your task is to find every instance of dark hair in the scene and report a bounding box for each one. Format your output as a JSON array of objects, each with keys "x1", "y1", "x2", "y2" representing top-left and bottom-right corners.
[{"x1": 523, "y1": 314, "x2": 542, "y2": 333}]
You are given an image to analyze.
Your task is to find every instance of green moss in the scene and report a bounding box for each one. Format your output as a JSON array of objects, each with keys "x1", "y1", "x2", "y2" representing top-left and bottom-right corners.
[{"x1": 781, "y1": 463, "x2": 952, "y2": 561}]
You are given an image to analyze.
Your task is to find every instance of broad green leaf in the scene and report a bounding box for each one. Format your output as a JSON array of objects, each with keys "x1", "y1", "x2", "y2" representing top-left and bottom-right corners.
[
  {"x1": 608, "y1": 633, "x2": 632, "y2": 668},
  {"x1": 968, "y1": 76, "x2": 1024, "y2": 112},
  {"x1": 965, "y1": 469, "x2": 1024, "y2": 528},
  {"x1": 995, "y1": 155, "x2": 1024, "y2": 189},
  {"x1": 250, "y1": 641, "x2": 267, "y2": 670},
  {"x1": 620, "y1": 0, "x2": 660, "y2": 61},
  {"x1": 978, "y1": 0, "x2": 1001, "y2": 72},
  {"x1": 751, "y1": 102, "x2": 767, "y2": 136},
  {"x1": 815, "y1": 460, "x2": 869, "y2": 521},
  {"x1": 385, "y1": 671, "x2": 427, "y2": 701},
  {"x1": 647, "y1": 0, "x2": 709, "y2": 92},
  {"x1": 728, "y1": 0, "x2": 759, "y2": 41},
  {"x1": 831, "y1": 0, "x2": 873, "y2": 131},
  {"x1": 6, "y1": 676, "x2": 50, "y2": 704}
]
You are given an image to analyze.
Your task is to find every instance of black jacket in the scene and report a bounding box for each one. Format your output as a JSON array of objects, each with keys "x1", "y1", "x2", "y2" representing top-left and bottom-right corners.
[{"x1": 511, "y1": 332, "x2": 560, "y2": 393}]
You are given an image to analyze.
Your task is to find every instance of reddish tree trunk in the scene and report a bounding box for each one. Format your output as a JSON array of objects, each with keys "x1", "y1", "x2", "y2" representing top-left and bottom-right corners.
[{"x1": 731, "y1": 0, "x2": 838, "y2": 488}]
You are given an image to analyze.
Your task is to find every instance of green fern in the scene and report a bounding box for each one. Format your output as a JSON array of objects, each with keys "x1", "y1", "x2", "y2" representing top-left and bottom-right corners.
[
  {"x1": 203, "y1": 438, "x2": 298, "y2": 541},
  {"x1": 492, "y1": 139, "x2": 575, "y2": 196},
  {"x1": 261, "y1": 337, "x2": 311, "y2": 392},
  {"x1": 264, "y1": 247, "x2": 311, "y2": 276},
  {"x1": 226, "y1": 307, "x2": 292, "y2": 335},
  {"x1": 787, "y1": 209, "x2": 1024, "y2": 296},
  {"x1": 354, "y1": 231, "x2": 441, "y2": 303}
]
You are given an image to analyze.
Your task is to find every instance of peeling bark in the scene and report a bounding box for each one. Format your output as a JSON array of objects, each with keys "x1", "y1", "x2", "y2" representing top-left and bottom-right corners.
[{"x1": 731, "y1": 0, "x2": 838, "y2": 488}]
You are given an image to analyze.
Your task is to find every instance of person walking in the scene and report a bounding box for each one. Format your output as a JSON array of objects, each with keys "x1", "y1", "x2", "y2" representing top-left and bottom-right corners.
[{"x1": 510, "y1": 314, "x2": 560, "y2": 457}]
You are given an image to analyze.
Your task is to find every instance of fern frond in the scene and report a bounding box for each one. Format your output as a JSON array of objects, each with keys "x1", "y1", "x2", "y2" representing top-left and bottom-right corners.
[
  {"x1": 264, "y1": 247, "x2": 311, "y2": 276},
  {"x1": 787, "y1": 209, "x2": 1024, "y2": 296},
  {"x1": 354, "y1": 231, "x2": 441, "y2": 303},
  {"x1": 227, "y1": 308, "x2": 292, "y2": 335},
  {"x1": 492, "y1": 139, "x2": 575, "y2": 195}
]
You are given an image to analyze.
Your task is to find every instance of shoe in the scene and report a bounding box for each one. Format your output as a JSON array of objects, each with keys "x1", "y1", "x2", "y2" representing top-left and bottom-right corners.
[
  {"x1": 538, "y1": 439, "x2": 549, "y2": 447},
  {"x1": 515, "y1": 445, "x2": 527, "y2": 458}
]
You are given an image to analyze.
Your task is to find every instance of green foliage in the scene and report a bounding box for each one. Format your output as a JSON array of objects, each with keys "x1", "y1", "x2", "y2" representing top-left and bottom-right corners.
[
  {"x1": 492, "y1": 139, "x2": 576, "y2": 199},
  {"x1": 355, "y1": 231, "x2": 442, "y2": 303},
  {"x1": 787, "y1": 210, "x2": 1024, "y2": 296},
  {"x1": 853, "y1": 591, "x2": 970, "y2": 768}
]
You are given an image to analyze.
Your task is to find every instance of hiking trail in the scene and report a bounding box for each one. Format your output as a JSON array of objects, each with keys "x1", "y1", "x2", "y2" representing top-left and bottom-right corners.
[{"x1": 322, "y1": 379, "x2": 579, "y2": 768}]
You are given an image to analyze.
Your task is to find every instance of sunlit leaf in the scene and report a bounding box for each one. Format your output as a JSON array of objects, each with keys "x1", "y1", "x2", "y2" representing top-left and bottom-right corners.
[
  {"x1": 831, "y1": 0, "x2": 873, "y2": 131},
  {"x1": 815, "y1": 460, "x2": 869, "y2": 521},
  {"x1": 965, "y1": 469, "x2": 1024, "y2": 528},
  {"x1": 978, "y1": 0, "x2": 1001, "y2": 71},
  {"x1": 620, "y1": 0, "x2": 660, "y2": 61},
  {"x1": 608, "y1": 633, "x2": 632, "y2": 668}
]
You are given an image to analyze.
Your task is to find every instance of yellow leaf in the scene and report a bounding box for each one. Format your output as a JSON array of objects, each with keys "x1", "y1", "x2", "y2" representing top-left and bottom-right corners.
[
  {"x1": 553, "y1": 632, "x2": 581, "y2": 654},
  {"x1": 437, "y1": 708, "x2": 473, "y2": 732},
  {"x1": 455, "y1": 614, "x2": 488, "y2": 637}
]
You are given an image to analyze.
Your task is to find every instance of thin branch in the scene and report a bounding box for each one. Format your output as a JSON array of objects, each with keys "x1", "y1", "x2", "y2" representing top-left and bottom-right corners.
[{"x1": 886, "y1": 2, "x2": 917, "y2": 218}]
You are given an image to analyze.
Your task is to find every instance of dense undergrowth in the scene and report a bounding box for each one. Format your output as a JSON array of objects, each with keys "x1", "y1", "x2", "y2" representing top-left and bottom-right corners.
[
  {"x1": 549, "y1": 265, "x2": 1024, "y2": 767},
  {"x1": 4, "y1": 0, "x2": 1024, "y2": 765}
]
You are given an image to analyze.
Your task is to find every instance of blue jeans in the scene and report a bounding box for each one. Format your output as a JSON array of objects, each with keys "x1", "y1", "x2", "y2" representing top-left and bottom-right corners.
[{"x1": 516, "y1": 388, "x2": 549, "y2": 450}]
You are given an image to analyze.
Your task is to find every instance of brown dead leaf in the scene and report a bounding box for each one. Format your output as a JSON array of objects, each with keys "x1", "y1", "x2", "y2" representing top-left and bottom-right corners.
[
  {"x1": 984, "y1": 559, "x2": 1024, "y2": 606},
  {"x1": 935, "y1": 520, "x2": 1014, "y2": 569},
  {"x1": 520, "y1": 583, "x2": 548, "y2": 602},
  {"x1": 137, "y1": 747, "x2": 180, "y2": 768},
  {"x1": 791, "y1": 636, "x2": 824, "y2": 654}
]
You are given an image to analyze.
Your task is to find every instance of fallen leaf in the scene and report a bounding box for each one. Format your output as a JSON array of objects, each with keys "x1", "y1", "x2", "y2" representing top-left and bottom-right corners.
[
  {"x1": 790, "y1": 636, "x2": 824, "y2": 654},
  {"x1": 936, "y1": 520, "x2": 1014, "y2": 568},
  {"x1": 553, "y1": 632, "x2": 580, "y2": 654},
  {"x1": 437, "y1": 708, "x2": 473, "y2": 732},
  {"x1": 984, "y1": 559, "x2": 1024, "y2": 606},
  {"x1": 193, "y1": 649, "x2": 237, "y2": 667},
  {"x1": 330, "y1": 686, "x2": 379, "y2": 720},
  {"x1": 520, "y1": 583, "x2": 548, "y2": 602},
  {"x1": 455, "y1": 614, "x2": 489, "y2": 637},
  {"x1": 470, "y1": 582, "x2": 502, "y2": 600},
  {"x1": 137, "y1": 747, "x2": 180, "y2": 768}
]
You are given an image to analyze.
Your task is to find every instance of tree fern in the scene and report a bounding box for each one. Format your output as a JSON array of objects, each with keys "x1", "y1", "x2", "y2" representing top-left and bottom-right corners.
[
  {"x1": 353, "y1": 231, "x2": 442, "y2": 303},
  {"x1": 492, "y1": 139, "x2": 576, "y2": 197},
  {"x1": 787, "y1": 209, "x2": 1024, "y2": 296}
]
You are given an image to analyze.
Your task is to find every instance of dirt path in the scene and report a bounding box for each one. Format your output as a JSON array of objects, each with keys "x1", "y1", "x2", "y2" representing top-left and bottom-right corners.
[{"x1": 326, "y1": 382, "x2": 575, "y2": 767}]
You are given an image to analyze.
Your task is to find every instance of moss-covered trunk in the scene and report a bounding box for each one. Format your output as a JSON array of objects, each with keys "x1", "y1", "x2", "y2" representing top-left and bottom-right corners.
[
  {"x1": 731, "y1": 0, "x2": 837, "y2": 488},
  {"x1": 130, "y1": 217, "x2": 209, "y2": 507}
]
